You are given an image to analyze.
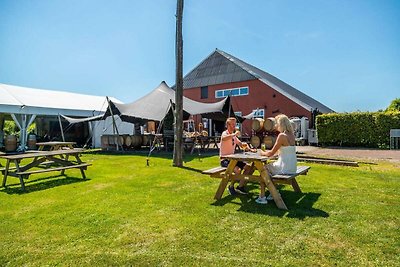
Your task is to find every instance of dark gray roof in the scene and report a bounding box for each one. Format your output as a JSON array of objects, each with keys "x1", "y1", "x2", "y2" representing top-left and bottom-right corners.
[
  {"x1": 182, "y1": 50, "x2": 256, "y2": 89},
  {"x1": 183, "y1": 49, "x2": 334, "y2": 113}
]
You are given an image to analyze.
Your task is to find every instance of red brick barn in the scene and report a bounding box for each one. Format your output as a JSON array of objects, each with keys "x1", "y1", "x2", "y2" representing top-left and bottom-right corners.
[{"x1": 182, "y1": 49, "x2": 333, "y2": 137}]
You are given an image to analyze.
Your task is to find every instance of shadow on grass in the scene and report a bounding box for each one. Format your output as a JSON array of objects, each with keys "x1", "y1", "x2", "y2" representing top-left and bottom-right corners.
[
  {"x1": 89, "y1": 149, "x2": 218, "y2": 163},
  {"x1": 211, "y1": 185, "x2": 328, "y2": 219},
  {"x1": 177, "y1": 166, "x2": 204, "y2": 174},
  {"x1": 0, "y1": 175, "x2": 90, "y2": 195}
]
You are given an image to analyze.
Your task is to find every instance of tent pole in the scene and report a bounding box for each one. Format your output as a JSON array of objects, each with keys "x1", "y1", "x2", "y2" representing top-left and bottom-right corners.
[
  {"x1": 228, "y1": 96, "x2": 232, "y2": 117},
  {"x1": 106, "y1": 97, "x2": 123, "y2": 151},
  {"x1": 21, "y1": 114, "x2": 27, "y2": 151},
  {"x1": 58, "y1": 114, "x2": 65, "y2": 142},
  {"x1": 0, "y1": 114, "x2": 4, "y2": 148},
  {"x1": 11, "y1": 114, "x2": 24, "y2": 151}
]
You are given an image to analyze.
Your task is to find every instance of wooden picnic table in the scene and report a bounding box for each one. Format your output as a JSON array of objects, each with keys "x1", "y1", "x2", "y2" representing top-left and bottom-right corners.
[
  {"x1": 36, "y1": 141, "x2": 76, "y2": 151},
  {"x1": 218, "y1": 152, "x2": 288, "y2": 210},
  {"x1": 0, "y1": 148, "x2": 90, "y2": 190},
  {"x1": 183, "y1": 136, "x2": 221, "y2": 154}
]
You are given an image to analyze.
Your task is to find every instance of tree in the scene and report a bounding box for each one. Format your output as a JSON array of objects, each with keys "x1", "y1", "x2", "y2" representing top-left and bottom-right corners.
[
  {"x1": 386, "y1": 98, "x2": 400, "y2": 112},
  {"x1": 173, "y1": 0, "x2": 184, "y2": 167}
]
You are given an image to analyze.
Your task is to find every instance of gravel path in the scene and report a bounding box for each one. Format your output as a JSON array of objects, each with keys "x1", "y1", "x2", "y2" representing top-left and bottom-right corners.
[{"x1": 296, "y1": 146, "x2": 400, "y2": 162}]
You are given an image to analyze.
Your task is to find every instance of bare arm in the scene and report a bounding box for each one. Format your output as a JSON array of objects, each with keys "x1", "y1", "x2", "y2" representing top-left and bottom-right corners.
[
  {"x1": 221, "y1": 131, "x2": 241, "y2": 142},
  {"x1": 261, "y1": 134, "x2": 285, "y2": 157}
]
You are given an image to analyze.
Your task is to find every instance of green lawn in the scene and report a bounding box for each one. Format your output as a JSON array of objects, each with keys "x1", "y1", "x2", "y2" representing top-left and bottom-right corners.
[{"x1": 0, "y1": 152, "x2": 399, "y2": 266}]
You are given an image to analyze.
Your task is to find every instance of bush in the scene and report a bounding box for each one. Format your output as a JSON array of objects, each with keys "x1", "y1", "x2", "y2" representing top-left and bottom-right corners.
[
  {"x1": 3, "y1": 120, "x2": 18, "y2": 136},
  {"x1": 316, "y1": 112, "x2": 400, "y2": 148},
  {"x1": 3, "y1": 120, "x2": 36, "y2": 138}
]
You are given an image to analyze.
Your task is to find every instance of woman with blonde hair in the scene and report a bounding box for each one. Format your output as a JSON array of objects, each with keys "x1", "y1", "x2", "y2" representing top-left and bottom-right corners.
[{"x1": 256, "y1": 114, "x2": 297, "y2": 204}]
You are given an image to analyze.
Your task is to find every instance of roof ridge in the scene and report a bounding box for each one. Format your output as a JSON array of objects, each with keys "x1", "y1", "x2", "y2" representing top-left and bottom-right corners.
[{"x1": 215, "y1": 49, "x2": 333, "y2": 113}]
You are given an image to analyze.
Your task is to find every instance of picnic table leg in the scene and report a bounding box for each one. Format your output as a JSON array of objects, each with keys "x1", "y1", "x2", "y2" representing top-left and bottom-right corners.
[
  {"x1": 74, "y1": 154, "x2": 87, "y2": 179},
  {"x1": 190, "y1": 139, "x2": 196, "y2": 154},
  {"x1": 214, "y1": 160, "x2": 237, "y2": 200},
  {"x1": 18, "y1": 175, "x2": 26, "y2": 191},
  {"x1": 291, "y1": 178, "x2": 302, "y2": 193},
  {"x1": 254, "y1": 161, "x2": 288, "y2": 210},
  {"x1": 14, "y1": 160, "x2": 26, "y2": 191},
  {"x1": 1, "y1": 160, "x2": 11, "y2": 187},
  {"x1": 61, "y1": 154, "x2": 69, "y2": 175},
  {"x1": 214, "y1": 176, "x2": 229, "y2": 200}
]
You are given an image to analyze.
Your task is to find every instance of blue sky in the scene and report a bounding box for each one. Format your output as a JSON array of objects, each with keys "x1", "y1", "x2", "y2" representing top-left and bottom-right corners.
[{"x1": 0, "y1": 0, "x2": 399, "y2": 112}]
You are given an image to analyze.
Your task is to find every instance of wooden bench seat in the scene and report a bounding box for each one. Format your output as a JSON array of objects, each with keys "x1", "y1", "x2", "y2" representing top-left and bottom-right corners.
[
  {"x1": 271, "y1": 166, "x2": 310, "y2": 180},
  {"x1": 16, "y1": 163, "x2": 92, "y2": 178},
  {"x1": 204, "y1": 165, "x2": 310, "y2": 193},
  {"x1": 271, "y1": 166, "x2": 310, "y2": 193},
  {"x1": 202, "y1": 166, "x2": 227, "y2": 178}
]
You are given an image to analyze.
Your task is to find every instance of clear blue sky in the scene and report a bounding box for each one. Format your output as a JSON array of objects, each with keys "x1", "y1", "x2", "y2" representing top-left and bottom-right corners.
[{"x1": 0, "y1": 0, "x2": 399, "y2": 112}]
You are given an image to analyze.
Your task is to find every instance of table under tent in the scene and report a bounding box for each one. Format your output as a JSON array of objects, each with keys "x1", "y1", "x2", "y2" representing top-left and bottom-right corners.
[
  {"x1": 100, "y1": 81, "x2": 241, "y2": 153},
  {"x1": 55, "y1": 81, "x2": 244, "y2": 153},
  {"x1": 0, "y1": 83, "x2": 121, "y2": 152}
]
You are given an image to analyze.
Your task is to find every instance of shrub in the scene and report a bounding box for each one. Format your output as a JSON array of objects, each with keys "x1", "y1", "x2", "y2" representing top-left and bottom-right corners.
[{"x1": 316, "y1": 112, "x2": 400, "y2": 148}]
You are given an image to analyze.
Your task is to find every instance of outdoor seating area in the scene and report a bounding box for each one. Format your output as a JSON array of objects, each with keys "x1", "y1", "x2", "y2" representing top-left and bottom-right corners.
[
  {"x1": 100, "y1": 133, "x2": 221, "y2": 154},
  {"x1": 0, "y1": 147, "x2": 90, "y2": 190},
  {"x1": 0, "y1": 1, "x2": 398, "y2": 265},
  {"x1": 203, "y1": 151, "x2": 310, "y2": 210},
  {"x1": 0, "y1": 151, "x2": 398, "y2": 265}
]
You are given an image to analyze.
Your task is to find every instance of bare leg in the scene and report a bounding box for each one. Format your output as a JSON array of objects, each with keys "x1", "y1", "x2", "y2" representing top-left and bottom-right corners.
[
  {"x1": 230, "y1": 166, "x2": 241, "y2": 187},
  {"x1": 238, "y1": 164, "x2": 254, "y2": 187}
]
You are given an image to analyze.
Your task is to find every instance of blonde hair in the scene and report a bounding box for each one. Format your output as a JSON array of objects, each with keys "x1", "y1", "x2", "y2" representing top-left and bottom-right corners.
[
  {"x1": 275, "y1": 114, "x2": 294, "y2": 134},
  {"x1": 226, "y1": 117, "x2": 236, "y2": 127}
]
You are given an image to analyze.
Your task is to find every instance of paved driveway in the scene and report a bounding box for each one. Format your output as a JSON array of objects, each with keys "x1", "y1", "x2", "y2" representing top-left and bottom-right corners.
[{"x1": 296, "y1": 146, "x2": 400, "y2": 162}]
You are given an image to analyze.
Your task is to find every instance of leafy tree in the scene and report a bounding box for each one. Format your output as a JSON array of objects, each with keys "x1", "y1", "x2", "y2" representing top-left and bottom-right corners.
[{"x1": 386, "y1": 98, "x2": 400, "y2": 112}]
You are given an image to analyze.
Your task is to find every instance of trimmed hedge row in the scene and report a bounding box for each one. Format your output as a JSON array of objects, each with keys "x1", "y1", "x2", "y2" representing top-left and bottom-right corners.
[{"x1": 316, "y1": 112, "x2": 400, "y2": 148}]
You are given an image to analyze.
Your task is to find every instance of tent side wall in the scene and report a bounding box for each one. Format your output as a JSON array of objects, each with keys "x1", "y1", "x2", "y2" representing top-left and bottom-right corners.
[{"x1": 92, "y1": 116, "x2": 135, "y2": 148}]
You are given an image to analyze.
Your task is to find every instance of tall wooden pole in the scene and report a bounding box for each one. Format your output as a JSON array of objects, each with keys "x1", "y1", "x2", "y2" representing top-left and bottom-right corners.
[{"x1": 173, "y1": 0, "x2": 184, "y2": 167}]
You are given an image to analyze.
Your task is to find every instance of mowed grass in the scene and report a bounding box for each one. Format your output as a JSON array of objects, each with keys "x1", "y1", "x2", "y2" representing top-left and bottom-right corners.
[{"x1": 0, "y1": 152, "x2": 399, "y2": 266}]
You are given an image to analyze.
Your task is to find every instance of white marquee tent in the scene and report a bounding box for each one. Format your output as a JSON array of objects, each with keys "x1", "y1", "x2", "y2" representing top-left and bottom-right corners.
[{"x1": 0, "y1": 83, "x2": 126, "y2": 150}]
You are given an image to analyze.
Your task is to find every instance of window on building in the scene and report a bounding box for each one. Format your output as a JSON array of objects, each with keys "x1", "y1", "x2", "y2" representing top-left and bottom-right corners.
[
  {"x1": 215, "y1": 86, "x2": 249, "y2": 98},
  {"x1": 201, "y1": 86, "x2": 208, "y2": 99},
  {"x1": 252, "y1": 109, "x2": 264, "y2": 119},
  {"x1": 240, "y1": 87, "x2": 249, "y2": 95},
  {"x1": 216, "y1": 91, "x2": 224, "y2": 98}
]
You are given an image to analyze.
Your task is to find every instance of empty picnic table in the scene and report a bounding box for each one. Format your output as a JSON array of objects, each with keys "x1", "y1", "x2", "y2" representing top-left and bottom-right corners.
[
  {"x1": 36, "y1": 141, "x2": 76, "y2": 151},
  {"x1": 0, "y1": 148, "x2": 91, "y2": 190}
]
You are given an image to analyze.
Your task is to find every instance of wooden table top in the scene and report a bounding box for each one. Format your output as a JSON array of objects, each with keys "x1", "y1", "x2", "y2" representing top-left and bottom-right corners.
[
  {"x1": 220, "y1": 151, "x2": 269, "y2": 162},
  {"x1": 0, "y1": 148, "x2": 85, "y2": 160},
  {"x1": 36, "y1": 141, "x2": 76, "y2": 146}
]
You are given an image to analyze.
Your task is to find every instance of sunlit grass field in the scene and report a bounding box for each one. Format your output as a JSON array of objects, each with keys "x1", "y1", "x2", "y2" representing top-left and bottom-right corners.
[{"x1": 0, "y1": 152, "x2": 399, "y2": 266}]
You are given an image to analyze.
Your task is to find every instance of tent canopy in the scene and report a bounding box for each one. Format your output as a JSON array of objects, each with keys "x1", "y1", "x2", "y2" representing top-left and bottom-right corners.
[
  {"x1": 59, "y1": 114, "x2": 104, "y2": 124},
  {"x1": 105, "y1": 81, "x2": 233, "y2": 123},
  {"x1": 0, "y1": 83, "x2": 121, "y2": 117}
]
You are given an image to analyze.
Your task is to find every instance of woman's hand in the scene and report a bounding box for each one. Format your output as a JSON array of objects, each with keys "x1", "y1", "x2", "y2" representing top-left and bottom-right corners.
[
  {"x1": 240, "y1": 142, "x2": 248, "y2": 151},
  {"x1": 266, "y1": 150, "x2": 274, "y2": 157}
]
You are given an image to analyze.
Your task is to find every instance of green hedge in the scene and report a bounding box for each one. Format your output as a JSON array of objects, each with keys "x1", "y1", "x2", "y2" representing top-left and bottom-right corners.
[{"x1": 316, "y1": 112, "x2": 400, "y2": 148}]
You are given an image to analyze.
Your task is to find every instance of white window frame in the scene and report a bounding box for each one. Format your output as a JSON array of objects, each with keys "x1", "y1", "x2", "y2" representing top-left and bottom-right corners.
[{"x1": 215, "y1": 86, "x2": 249, "y2": 98}]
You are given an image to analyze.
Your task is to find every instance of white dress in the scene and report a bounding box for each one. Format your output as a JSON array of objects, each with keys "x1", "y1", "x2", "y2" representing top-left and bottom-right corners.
[{"x1": 267, "y1": 146, "x2": 297, "y2": 175}]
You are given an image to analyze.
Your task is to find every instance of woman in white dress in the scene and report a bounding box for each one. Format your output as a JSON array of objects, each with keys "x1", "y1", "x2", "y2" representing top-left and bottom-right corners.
[{"x1": 256, "y1": 114, "x2": 297, "y2": 204}]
